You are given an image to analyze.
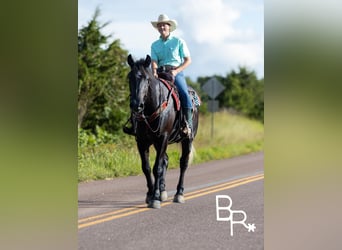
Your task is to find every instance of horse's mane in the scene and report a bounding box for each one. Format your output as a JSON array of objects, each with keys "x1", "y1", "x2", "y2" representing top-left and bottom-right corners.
[{"x1": 128, "y1": 58, "x2": 154, "y2": 80}]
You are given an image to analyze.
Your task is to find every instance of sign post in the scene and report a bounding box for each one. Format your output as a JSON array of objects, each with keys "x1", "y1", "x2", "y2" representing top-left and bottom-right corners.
[{"x1": 202, "y1": 77, "x2": 225, "y2": 138}]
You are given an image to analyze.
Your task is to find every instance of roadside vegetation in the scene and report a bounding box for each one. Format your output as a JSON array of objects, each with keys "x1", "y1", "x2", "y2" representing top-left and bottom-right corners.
[
  {"x1": 78, "y1": 9, "x2": 264, "y2": 182},
  {"x1": 78, "y1": 111, "x2": 263, "y2": 182}
]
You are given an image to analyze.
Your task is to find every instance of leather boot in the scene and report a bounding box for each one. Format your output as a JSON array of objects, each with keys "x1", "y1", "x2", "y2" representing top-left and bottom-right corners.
[{"x1": 182, "y1": 108, "x2": 193, "y2": 138}]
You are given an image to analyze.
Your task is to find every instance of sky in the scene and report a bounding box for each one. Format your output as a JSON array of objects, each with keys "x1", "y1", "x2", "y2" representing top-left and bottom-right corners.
[{"x1": 78, "y1": 0, "x2": 264, "y2": 80}]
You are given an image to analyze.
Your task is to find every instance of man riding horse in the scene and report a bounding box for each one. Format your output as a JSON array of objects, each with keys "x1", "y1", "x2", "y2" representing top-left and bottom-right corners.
[{"x1": 124, "y1": 14, "x2": 193, "y2": 138}]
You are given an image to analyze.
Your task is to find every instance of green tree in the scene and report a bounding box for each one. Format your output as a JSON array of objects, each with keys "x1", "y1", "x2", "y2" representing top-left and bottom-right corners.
[
  {"x1": 249, "y1": 78, "x2": 264, "y2": 122},
  {"x1": 223, "y1": 67, "x2": 263, "y2": 122},
  {"x1": 198, "y1": 67, "x2": 264, "y2": 122},
  {"x1": 78, "y1": 8, "x2": 130, "y2": 134}
]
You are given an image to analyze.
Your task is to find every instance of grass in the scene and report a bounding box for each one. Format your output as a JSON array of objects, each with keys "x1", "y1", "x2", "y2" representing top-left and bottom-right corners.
[{"x1": 78, "y1": 111, "x2": 264, "y2": 182}]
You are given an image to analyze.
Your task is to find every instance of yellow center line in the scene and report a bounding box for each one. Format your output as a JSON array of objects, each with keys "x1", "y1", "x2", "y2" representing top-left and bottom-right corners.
[
  {"x1": 79, "y1": 174, "x2": 263, "y2": 223},
  {"x1": 78, "y1": 206, "x2": 142, "y2": 224},
  {"x1": 78, "y1": 173, "x2": 264, "y2": 229},
  {"x1": 79, "y1": 174, "x2": 263, "y2": 224},
  {"x1": 185, "y1": 173, "x2": 264, "y2": 197},
  {"x1": 79, "y1": 207, "x2": 151, "y2": 229},
  {"x1": 185, "y1": 175, "x2": 264, "y2": 200}
]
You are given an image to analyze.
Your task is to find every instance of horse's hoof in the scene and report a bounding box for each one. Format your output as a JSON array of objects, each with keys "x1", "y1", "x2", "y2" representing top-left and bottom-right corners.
[
  {"x1": 145, "y1": 194, "x2": 153, "y2": 204},
  {"x1": 148, "y1": 200, "x2": 161, "y2": 209},
  {"x1": 173, "y1": 194, "x2": 185, "y2": 203},
  {"x1": 160, "y1": 191, "x2": 168, "y2": 201}
]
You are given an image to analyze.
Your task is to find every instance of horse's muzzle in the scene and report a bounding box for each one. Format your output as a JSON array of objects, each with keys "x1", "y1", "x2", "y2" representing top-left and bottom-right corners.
[
  {"x1": 131, "y1": 99, "x2": 143, "y2": 112},
  {"x1": 132, "y1": 102, "x2": 144, "y2": 114},
  {"x1": 137, "y1": 103, "x2": 144, "y2": 113}
]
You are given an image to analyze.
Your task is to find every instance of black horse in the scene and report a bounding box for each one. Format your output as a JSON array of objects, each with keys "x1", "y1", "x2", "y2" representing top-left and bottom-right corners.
[{"x1": 127, "y1": 54, "x2": 199, "y2": 209}]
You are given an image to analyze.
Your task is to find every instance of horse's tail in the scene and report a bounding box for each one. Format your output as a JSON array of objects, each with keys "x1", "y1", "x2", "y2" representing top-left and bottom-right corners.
[{"x1": 189, "y1": 144, "x2": 196, "y2": 165}]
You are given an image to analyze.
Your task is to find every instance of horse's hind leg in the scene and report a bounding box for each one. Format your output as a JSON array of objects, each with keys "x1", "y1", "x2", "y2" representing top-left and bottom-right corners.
[
  {"x1": 137, "y1": 140, "x2": 153, "y2": 204},
  {"x1": 159, "y1": 153, "x2": 168, "y2": 201},
  {"x1": 174, "y1": 138, "x2": 192, "y2": 203}
]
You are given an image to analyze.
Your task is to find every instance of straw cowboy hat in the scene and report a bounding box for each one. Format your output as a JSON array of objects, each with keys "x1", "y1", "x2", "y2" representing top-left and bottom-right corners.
[{"x1": 151, "y1": 14, "x2": 177, "y2": 32}]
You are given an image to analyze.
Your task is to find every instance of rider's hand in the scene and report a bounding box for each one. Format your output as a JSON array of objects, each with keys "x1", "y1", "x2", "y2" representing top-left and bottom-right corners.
[{"x1": 171, "y1": 69, "x2": 178, "y2": 77}]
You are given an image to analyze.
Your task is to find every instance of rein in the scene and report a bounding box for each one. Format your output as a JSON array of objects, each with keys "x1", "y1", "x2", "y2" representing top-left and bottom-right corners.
[{"x1": 133, "y1": 79, "x2": 174, "y2": 134}]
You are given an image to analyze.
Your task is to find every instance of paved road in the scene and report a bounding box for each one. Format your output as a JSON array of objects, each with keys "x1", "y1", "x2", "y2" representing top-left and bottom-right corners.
[{"x1": 78, "y1": 152, "x2": 264, "y2": 250}]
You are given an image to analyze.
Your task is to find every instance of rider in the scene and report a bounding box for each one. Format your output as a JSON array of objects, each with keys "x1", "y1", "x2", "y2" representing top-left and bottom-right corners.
[{"x1": 123, "y1": 14, "x2": 193, "y2": 137}]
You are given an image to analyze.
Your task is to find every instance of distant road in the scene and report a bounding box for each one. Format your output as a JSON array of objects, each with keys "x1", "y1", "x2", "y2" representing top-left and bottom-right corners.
[{"x1": 78, "y1": 152, "x2": 264, "y2": 250}]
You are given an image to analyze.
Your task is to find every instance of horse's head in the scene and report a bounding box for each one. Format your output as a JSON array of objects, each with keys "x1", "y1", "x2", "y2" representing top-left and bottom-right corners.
[{"x1": 127, "y1": 54, "x2": 152, "y2": 113}]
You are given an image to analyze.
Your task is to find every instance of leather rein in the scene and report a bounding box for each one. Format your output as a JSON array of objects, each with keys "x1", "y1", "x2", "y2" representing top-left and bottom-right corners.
[{"x1": 133, "y1": 78, "x2": 174, "y2": 134}]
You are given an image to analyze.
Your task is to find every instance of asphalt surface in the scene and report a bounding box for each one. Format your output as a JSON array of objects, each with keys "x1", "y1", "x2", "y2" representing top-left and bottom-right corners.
[{"x1": 78, "y1": 152, "x2": 264, "y2": 250}]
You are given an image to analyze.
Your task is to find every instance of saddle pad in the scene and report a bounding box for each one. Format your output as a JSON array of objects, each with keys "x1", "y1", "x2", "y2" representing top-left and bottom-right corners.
[
  {"x1": 158, "y1": 78, "x2": 181, "y2": 111},
  {"x1": 188, "y1": 87, "x2": 201, "y2": 107}
]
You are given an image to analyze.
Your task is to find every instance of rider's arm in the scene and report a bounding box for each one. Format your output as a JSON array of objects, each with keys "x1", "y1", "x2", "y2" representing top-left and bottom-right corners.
[
  {"x1": 151, "y1": 60, "x2": 159, "y2": 78},
  {"x1": 173, "y1": 56, "x2": 191, "y2": 76}
]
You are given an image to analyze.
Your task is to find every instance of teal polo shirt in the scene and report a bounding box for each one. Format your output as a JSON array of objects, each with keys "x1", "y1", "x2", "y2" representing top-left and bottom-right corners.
[{"x1": 151, "y1": 35, "x2": 190, "y2": 67}]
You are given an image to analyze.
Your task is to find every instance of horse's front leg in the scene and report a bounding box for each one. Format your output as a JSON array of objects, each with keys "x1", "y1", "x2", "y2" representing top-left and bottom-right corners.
[
  {"x1": 159, "y1": 153, "x2": 169, "y2": 202},
  {"x1": 137, "y1": 140, "x2": 153, "y2": 204},
  {"x1": 149, "y1": 137, "x2": 168, "y2": 209},
  {"x1": 174, "y1": 138, "x2": 192, "y2": 204}
]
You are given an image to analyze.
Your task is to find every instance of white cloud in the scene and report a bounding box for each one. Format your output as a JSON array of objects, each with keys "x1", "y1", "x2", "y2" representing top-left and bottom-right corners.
[
  {"x1": 102, "y1": 21, "x2": 156, "y2": 58},
  {"x1": 176, "y1": 0, "x2": 263, "y2": 78},
  {"x1": 179, "y1": 0, "x2": 240, "y2": 45},
  {"x1": 78, "y1": 0, "x2": 264, "y2": 79},
  {"x1": 226, "y1": 42, "x2": 263, "y2": 66},
  {"x1": 187, "y1": 40, "x2": 263, "y2": 79}
]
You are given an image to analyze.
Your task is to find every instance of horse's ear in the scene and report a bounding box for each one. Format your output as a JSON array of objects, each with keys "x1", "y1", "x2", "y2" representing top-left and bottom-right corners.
[
  {"x1": 127, "y1": 54, "x2": 134, "y2": 68},
  {"x1": 144, "y1": 55, "x2": 151, "y2": 68}
]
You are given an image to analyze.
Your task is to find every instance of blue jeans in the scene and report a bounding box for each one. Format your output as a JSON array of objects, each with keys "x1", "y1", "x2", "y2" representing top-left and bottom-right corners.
[{"x1": 175, "y1": 71, "x2": 192, "y2": 109}]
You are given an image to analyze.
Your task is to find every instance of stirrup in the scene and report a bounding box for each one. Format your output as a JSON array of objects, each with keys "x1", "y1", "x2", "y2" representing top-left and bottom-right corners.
[
  {"x1": 123, "y1": 116, "x2": 136, "y2": 136},
  {"x1": 123, "y1": 125, "x2": 135, "y2": 136}
]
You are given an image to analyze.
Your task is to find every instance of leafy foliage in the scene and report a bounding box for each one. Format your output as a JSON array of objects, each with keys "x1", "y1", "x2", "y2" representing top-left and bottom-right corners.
[
  {"x1": 198, "y1": 67, "x2": 264, "y2": 122},
  {"x1": 78, "y1": 7, "x2": 130, "y2": 136}
]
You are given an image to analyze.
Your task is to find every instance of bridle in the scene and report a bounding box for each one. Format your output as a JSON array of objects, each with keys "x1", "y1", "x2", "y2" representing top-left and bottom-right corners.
[{"x1": 131, "y1": 71, "x2": 173, "y2": 134}]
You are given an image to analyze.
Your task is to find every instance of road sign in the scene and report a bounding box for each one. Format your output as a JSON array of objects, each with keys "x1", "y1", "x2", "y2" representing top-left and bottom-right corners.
[
  {"x1": 201, "y1": 77, "x2": 225, "y2": 139},
  {"x1": 202, "y1": 77, "x2": 225, "y2": 99},
  {"x1": 208, "y1": 100, "x2": 219, "y2": 112}
]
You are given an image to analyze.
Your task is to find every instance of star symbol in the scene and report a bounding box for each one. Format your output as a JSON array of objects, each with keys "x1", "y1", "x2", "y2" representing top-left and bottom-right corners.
[{"x1": 247, "y1": 223, "x2": 256, "y2": 232}]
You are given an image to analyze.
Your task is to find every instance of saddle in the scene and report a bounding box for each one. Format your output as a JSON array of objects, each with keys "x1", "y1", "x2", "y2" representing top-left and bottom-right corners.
[
  {"x1": 157, "y1": 71, "x2": 201, "y2": 111},
  {"x1": 157, "y1": 65, "x2": 176, "y2": 81}
]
